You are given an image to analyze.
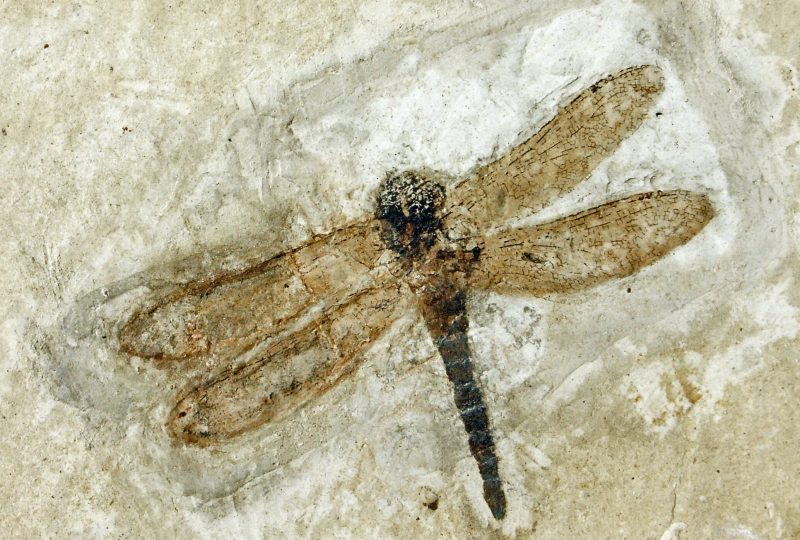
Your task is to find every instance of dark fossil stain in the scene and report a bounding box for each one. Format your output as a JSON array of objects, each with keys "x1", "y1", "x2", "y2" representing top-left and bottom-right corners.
[
  {"x1": 522, "y1": 252, "x2": 546, "y2": 264},
  {"x1": 376, "y1": 170, "x2": 507, "y2": 520}
]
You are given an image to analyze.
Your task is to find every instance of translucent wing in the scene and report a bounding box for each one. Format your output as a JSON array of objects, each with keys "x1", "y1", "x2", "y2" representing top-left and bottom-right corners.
[
  {"x1": 167, "y1": 282, "x2": 413, "y2": 445},
  {"x1": 446, "y1": 65, "x2": 665, "y2": 232},
  {"x1": 468, "y1": 191, "x2": 714, "y2": 296},
  {"x1": 119, "y1": 220, "x2": 397, "y2": 362}
]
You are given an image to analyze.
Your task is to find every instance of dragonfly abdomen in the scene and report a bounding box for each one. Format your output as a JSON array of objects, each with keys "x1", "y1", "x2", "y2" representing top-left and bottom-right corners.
[{"x1": 418, "y1": 279, "x2": 507, "y2": 520}]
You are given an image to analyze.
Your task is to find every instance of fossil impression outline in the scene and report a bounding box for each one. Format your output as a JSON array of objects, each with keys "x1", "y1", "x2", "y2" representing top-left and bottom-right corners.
[{"x1": 118, "y1": 65, "x2": 714, "y2": 520}]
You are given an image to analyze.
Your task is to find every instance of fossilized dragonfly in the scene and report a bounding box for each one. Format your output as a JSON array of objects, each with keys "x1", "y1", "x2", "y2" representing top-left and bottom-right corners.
[{"x1": 118, "y1": 65, "x2": 713, "y2": 520}]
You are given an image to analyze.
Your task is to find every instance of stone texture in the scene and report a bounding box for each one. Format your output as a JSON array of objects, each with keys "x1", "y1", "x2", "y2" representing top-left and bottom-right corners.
[{"x1": 1, "y1": 1, "x2": 797, "y2": 538}]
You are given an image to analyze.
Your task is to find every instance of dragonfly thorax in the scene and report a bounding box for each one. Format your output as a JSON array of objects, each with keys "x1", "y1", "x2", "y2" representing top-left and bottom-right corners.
[{"x1": 376, "y1": 170, "x2": 447, "y2": 257}]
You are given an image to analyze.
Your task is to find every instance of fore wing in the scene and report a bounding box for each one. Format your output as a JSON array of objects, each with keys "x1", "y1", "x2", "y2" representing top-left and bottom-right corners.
[
  {"x1": 469, "y1": 191, "x2": 714, "y2": 296},
  {"x1": 446, "y1": 65, "x2": 664, "y2": 233},
  {"x1": 119, "y1": 220, "x2": 396, "y2": 362},
  {"x1": 166, "y1": 282, "x2": 413, "y2": 445}
]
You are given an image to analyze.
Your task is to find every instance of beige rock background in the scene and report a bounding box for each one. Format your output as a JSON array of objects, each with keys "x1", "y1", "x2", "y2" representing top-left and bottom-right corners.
[{"x1": 1, "y1": 0, "x2": 798, "y2": 538}]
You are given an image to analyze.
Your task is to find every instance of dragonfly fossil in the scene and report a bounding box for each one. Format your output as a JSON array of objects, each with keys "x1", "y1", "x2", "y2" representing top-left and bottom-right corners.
[{"x1": 118, "y1": 65, "x2": 714, "y2": 520}]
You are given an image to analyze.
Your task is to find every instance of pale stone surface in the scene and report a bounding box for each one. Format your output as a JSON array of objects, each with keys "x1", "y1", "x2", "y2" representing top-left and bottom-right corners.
[{"x1": 1, "y1": 1, "x2": 798, "y2": 538}]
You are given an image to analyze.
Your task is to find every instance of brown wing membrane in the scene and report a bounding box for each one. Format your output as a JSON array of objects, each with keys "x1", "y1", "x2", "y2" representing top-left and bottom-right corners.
[
  {"x1": 167, "y1": 282, "x2": 413, "y2": 445},
  {"x1": 119, "y1": 220, "x2": 395, "y2": 362},
  {"x1": 469, "y1": 191, "x2": 714, "y2": 296},
  {"x1": 446, "y1": 65, "x2": 665, "y2": 232}
]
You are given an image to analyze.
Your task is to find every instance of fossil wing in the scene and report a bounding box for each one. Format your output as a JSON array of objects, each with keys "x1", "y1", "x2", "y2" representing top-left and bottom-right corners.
[
  {"x1": 468, "y1": 191, "x2": 714, "y2": 296},
  {"x1": 446, "y1": 65, "x2": 665, "y2": 232},
  {"x1": 119, "y1": 220, "x2": 397, "y2": 362},
  {"x1": 166, "y1": 281, "x2": 413, "y2": 445}
]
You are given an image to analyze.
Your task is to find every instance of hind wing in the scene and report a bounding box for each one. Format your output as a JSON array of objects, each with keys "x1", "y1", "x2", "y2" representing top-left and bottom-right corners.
[
  {"x1": 167, "y1": 281, "x2": 413, "y2": 445},
  {"x1": 468, "y1": 191, "x2": 714, "y2": 296}
]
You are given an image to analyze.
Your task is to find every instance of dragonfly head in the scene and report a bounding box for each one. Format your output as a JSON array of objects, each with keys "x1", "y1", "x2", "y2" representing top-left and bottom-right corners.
[{"x1": 376, "y1": 170, "x2": 447, "y2": 257}]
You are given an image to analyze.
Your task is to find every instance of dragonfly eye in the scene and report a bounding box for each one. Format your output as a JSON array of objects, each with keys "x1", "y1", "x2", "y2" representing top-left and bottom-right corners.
[{"x1": 376, "y1": 170, "x2": 446, "y2": 256}]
